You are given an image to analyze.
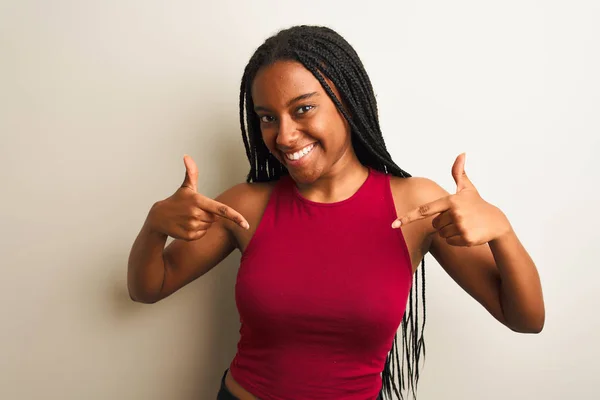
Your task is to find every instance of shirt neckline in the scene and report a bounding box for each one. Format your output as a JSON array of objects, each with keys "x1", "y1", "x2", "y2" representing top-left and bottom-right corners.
[{"x1": 291, "y1": 167, "x2": 374, "y2": 207}]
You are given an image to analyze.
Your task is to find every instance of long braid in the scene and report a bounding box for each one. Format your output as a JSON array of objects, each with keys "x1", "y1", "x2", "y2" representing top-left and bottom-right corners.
[
  {"x1": 238, "y1": 25, "x2": 426, "y2": 400},
  {"x1": 295, "y1": 51, "x2": 397, "y2": 174}
]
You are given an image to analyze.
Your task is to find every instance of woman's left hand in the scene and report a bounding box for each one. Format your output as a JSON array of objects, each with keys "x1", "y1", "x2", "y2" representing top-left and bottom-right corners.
[{"x1": 392, "y1": 153, "x2": 512, "y2": 247}]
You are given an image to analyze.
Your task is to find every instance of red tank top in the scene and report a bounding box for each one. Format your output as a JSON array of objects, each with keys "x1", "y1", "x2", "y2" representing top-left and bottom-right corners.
[{"x1": 229, "y1": 167, "x2": 413, "y2": 400}]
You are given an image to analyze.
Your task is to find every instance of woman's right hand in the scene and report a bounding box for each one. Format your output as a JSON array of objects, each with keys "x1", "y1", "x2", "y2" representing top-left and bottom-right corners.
[{"x1": 147, "y1": 155, "x2": 249, "y2": 241}]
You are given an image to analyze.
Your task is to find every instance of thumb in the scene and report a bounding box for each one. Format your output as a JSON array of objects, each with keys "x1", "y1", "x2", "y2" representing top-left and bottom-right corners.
[
  {"x1": 181, "y1": 154, "x2": 199, "y2": 192},
  {"x1": 451, "y1": 152, "x2": 474, "y2": 192}
]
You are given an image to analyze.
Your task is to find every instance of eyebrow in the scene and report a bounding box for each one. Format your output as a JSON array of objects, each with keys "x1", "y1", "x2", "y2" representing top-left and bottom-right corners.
[{"x1": 254, "y1": 92, "x2": 319, "y2": 113}]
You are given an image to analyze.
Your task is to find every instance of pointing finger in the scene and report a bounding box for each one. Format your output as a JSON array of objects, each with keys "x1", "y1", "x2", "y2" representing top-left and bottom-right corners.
[
  {"x1": 392, "y1": 196, "x2": 452, "y2": 228},
  {"x1": 197, "y1": 195, "x2": 250, "y2": 230}
]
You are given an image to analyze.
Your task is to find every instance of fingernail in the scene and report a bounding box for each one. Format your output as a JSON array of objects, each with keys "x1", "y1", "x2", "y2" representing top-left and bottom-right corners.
[
  {"x1": 242, "y1": 222, "x2": 250, "y2": 230},
  {"x1": 391, "y1": 220, "x2": 401, "y2": 229}
]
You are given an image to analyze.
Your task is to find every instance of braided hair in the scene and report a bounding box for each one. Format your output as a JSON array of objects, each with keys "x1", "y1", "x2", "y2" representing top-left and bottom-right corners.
[{"x1": 238, "y1": 25, "x2": 426, "y2": 399}]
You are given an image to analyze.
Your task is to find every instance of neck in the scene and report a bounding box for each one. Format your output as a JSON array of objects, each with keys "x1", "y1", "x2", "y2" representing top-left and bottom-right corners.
[{"x1": 295, "y1": 154, "x2": 370, "y2": 203}]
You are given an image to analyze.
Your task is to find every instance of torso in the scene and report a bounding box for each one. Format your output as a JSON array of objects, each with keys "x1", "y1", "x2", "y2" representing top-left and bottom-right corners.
[
  {"x1": 229, "y1": 175, "x2": 433, "y2": 274},
  {"x1": 222, "y1": 173, "x2": 435, "y2": 400}
]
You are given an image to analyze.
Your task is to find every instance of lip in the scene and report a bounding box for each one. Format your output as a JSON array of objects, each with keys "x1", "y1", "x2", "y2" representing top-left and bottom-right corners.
[
  {"x1": 282, "y1": 142, "x2": 318, "y2": 167},
  {"x1": 279, "y1": 142, "x2": 318, "y2": 154}
]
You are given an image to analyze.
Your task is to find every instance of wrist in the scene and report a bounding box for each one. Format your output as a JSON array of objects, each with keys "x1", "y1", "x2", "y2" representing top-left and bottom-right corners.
[
  {"x1": 490, "y1": 209, "x2": 514, "y2": 244},
  {"x1": 144, "y1": 203, "x2": 168, "y2": 240}
]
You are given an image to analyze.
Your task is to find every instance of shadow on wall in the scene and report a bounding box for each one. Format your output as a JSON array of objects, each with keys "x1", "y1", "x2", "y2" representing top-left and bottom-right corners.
[
  {"x1": 200, "y1": 129, "x2": 251, "y2": 398},
  {"x1": 108, "y1": 120, "x2": 251, "y2": 399}
]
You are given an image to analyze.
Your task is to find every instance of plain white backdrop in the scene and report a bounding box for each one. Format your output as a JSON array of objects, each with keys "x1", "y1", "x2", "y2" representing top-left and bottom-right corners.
[{"x1": 1, "y1": 0, "x2": 598, "y2": 399}]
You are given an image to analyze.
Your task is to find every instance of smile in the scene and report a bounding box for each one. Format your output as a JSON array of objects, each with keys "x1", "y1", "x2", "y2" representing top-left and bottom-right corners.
[{"x1": 285, "y1": 143, "x2": 316, "y2": 161}]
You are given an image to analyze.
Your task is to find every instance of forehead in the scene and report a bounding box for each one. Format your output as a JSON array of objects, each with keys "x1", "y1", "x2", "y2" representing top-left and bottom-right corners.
[{"x1": 251, "y1": 60, "x2": 324, "y2": 106}]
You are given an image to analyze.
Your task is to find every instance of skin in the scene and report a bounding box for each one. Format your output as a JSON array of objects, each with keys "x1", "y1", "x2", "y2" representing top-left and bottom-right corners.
[{"x1": 127, "y1": 60, "x2": 545, "y2": 400}]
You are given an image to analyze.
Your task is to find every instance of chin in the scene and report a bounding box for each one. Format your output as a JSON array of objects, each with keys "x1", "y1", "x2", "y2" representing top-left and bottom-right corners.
[{"x1": 287, "y1": 166, "x2": 322, "y2": 185}]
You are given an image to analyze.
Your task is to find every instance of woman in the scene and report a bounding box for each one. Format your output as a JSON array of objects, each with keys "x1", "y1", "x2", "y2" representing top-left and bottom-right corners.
[{"x1": 127, "y1": 25, "x2": 545, "y2": 400}]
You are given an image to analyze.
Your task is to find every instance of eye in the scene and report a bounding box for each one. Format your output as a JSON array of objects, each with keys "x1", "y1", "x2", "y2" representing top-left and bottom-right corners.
[
  {"x1": 259, "y1": 115, "x2": 275, "y2": 123},
  {"x1": 297, "y1": 105, "x2": 314, "y2": 115}
]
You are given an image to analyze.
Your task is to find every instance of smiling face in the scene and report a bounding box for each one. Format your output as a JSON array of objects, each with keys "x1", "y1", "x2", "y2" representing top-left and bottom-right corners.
[{"x1": 251, "y1": 60, "x2": 358, "y2": 184}]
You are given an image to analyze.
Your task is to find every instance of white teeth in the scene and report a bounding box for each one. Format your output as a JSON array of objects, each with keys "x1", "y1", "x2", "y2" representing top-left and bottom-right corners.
[{"x1": 286, "y1": 143, "x2": 315, "y2": 161}]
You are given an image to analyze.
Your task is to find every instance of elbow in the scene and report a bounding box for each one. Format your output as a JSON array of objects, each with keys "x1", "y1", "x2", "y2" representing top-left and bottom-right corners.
[
  {"x1": 128, "y1": 293, "x2": 148, "y2": 304},
  {"x1": 127, "y1": 283, "x2": 162, "y2": 304},
  {"x1": 500, "y1": 294, "x2": 545, "y2": 334},
  {"x1": 512, "y1": 322, "x2": 544, "y2": 334},
  {"x1": 525, "y1": 306, "x2": 546, "y2": 334},
  {"x1": 127, "y1": 266, "x2": 165, "y2": 304},
  {"x1": 508, "y1": 313, "x2": 545, "y2": 334},
  {"x1": 527, "y1": 315, "x2": 545, "y2": 334},
  {"x1": 129, "y1": 291, "x2": 161, "y2": 304}
]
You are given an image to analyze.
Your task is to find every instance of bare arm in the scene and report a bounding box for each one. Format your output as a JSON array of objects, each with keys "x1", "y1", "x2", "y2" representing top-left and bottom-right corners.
[
  {"x1": 428, "y1": 209, "x2": 544, "y2": 333},
  {"x1": 127, "y1": 220, "x2": 169, "y2": 303},
  {"x1": 127, "y1": 155, "x2": 248, "y2": 303},
  {"x1": 127, "y1": 204, "x2": 236, "y2": 304},
  {"x1": 394, "y1": 154, "x2": 545, "y2": 333}
]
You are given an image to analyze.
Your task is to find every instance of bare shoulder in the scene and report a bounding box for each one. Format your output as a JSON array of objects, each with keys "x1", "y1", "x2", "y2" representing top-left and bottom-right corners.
[
  {"x1": 215, "y1": 180, "x2": 278, "y2": 251},
  {"x1": 389, "y1": 175, "x2": 449, "y2": 209},
  {"x1": 388, "y1": 176, "x2": 451, "y2": 270},
  {"x1": 217, "y1": 181, "x2": 275, "y2": 208},
  {"x1": 389, "y1": 175, "x2": 449, "y2": 235}
]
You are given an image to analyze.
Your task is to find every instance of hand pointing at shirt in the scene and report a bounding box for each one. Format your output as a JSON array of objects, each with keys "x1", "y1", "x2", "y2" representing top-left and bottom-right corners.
[{"x1": 392, "y1": 153, "x2": 512, "y2": 247}]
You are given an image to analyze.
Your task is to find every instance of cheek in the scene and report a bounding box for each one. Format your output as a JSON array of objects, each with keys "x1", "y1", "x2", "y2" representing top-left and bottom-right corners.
[
  {"x1": 309, "y1": 110, "x2": 341, "y2": 137},
  {"x1": 316, "y1": 115, "x2": 351, "y2": 148},
  {"x1": 260, "y1": 125, "x2": 277, "y2": 149}
]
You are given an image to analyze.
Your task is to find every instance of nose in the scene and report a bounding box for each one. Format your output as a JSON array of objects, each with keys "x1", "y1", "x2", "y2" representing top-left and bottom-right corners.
[{"x1": 275, "y1": 115, "x2": 300, "y2": 150}]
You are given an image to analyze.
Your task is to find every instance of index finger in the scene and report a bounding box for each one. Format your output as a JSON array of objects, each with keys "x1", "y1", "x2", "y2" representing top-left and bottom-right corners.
[
  {"x1": 197, "y1": 195, "x2": 249, "y2": 229},
  {"x1": 394, "y1": 196, "x2": 452, "y2": 227}
]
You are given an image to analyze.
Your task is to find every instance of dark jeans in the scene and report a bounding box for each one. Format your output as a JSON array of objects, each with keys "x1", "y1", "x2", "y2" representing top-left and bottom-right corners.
[
  {"x1": 216, "y1": 369, "x2": 239, "y2": 400},
  {"x1": 216, "y1": 369, "x2": 384, "y2": 400}
]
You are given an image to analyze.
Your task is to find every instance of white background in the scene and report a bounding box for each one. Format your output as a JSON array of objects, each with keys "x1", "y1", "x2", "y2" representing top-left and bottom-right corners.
[{"x1": 1, "y1": 1, "x2": 598, "y2": 399}]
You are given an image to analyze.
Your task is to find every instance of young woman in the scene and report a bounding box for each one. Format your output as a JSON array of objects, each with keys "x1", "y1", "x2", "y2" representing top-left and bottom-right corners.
[{"x1": 127, "y1": 25, "x2": 545, "y2": 400}]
